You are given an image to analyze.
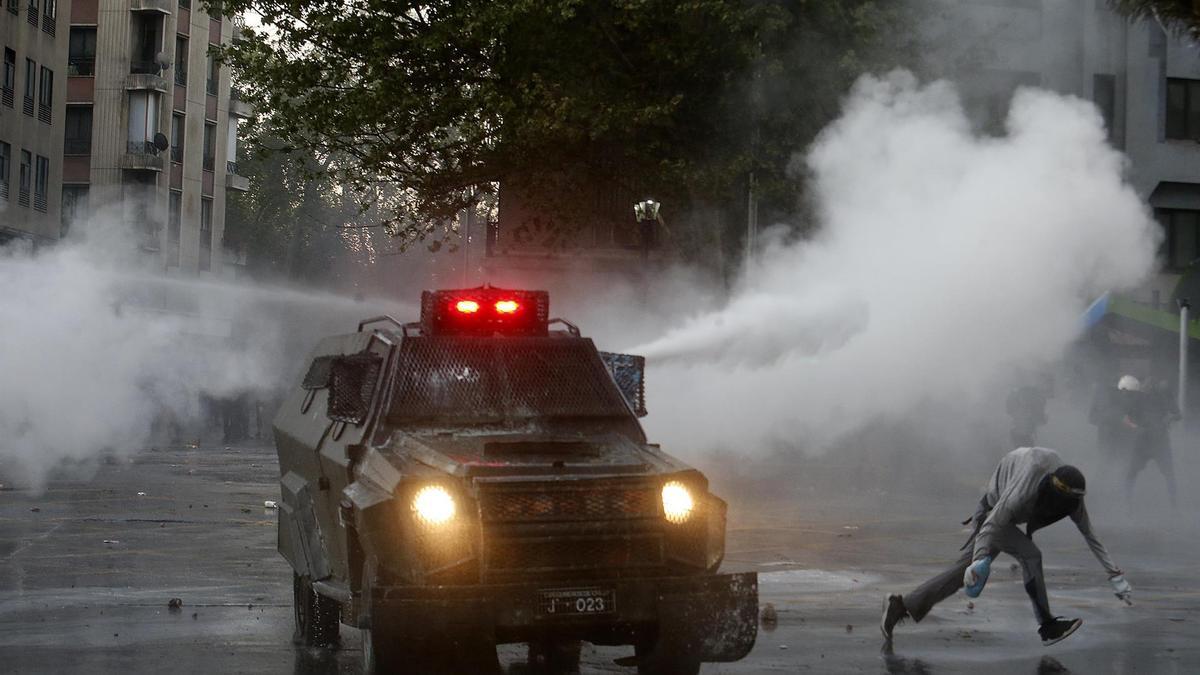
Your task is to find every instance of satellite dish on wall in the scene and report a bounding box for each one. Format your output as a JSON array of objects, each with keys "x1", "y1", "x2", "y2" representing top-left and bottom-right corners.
[{"x1": 153, "y1": 133, "x2": 169, "y2": 152}]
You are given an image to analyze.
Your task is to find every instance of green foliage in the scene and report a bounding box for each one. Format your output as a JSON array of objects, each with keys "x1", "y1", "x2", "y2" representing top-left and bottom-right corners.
[
  {"x1": 218, "y1": 0, "x2": 916, "y2": 254},
  {"x1": 1109, "y1": 1, "x2": 1200, "y2": 37}
]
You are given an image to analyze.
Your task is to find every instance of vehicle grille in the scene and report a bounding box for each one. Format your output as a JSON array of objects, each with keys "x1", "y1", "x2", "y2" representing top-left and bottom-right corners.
[
  {"x1": 481, "y1": 487, "x2": 658, "y2": 522},
  {"x1": 486, "y1": 534, "x2": 663, "y2": 573}
]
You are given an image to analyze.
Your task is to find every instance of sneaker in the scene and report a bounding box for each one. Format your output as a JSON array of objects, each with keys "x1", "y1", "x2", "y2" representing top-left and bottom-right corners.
[
  {"x1": 881, "y1": 594, "x2": 908, "y2": 642},
  {"x1": 1038, "y1": 617, "x2": 1082, "y2": 646}
]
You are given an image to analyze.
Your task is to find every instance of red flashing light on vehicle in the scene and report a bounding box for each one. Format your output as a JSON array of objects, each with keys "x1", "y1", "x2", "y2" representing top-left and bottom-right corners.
[
  {"x1": 455, "y1": 300, "x2": 481, "y2": 314},
  {"x1": 495, "y1": 300, "x2": 520, "y2": 314},
  {"x1": 421, "y1": 286, "x2": 549, "y2": 336}
]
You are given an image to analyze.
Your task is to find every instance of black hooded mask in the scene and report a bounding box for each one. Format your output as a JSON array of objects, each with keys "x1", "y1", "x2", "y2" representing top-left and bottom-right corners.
[{"x1": 1026, "y1": 465, "x2": 1086, "y2": 537}]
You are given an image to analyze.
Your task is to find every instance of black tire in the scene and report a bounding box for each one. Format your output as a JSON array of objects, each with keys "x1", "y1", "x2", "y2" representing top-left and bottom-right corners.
[
  {"x1": 527, "y1": 639, "x2": 582, "y2": 673},
  {"x1": 635, "y1": 638, "x2": 701, "y2": 675},
  {"x1": 293, "y1": 572, "x2": 340, "y2": 649}
]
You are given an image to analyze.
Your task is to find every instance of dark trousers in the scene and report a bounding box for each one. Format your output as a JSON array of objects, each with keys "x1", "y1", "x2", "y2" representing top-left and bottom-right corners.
[
  {"x1": 1126, "y1": 435, "x2": 1178, "y2": 509},
  {"x1": 904, "y1": 525, "x2": 1052, "y2": 626}
]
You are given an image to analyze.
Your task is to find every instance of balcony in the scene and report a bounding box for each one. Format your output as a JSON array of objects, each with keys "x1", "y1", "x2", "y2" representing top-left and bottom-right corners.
[
  {"x1": 120, "y1": 140, "x2": 165, "y2": 171},
  {"x1": 125, "y1": 72, "x2": 169, "y2": 94},
  {"x1": 68, "y1": 57, "x2": 95, "y2": 77},
  {"x1": 229, "y1": 91, "x2": 253, "y2": 118},
  {"x1": 129, "y1": 0, "x2": 172, "y2": 13},
  {"x1": 64, "y1": 138, "x2": 91, "y2": 155},
  {"x1": 226, "y1": 161, "x2": 248, "y2": 191}
]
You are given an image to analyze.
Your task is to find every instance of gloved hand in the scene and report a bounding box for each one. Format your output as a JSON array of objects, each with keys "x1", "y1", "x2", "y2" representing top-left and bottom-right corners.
[
  {"x1": 1110, "y1": 574, "x2": 1133, "y2": 606},
  {"x1": 963, "y1": 556, "x2": 992, "y2": 598}
]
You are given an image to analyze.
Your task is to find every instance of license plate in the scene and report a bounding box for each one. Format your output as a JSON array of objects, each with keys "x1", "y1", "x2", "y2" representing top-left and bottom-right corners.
[{"x1": 539, "y1": 588, "x2": 615, "y2": 617}]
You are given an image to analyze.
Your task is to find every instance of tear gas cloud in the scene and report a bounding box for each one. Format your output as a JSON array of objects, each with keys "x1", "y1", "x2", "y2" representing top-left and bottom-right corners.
[
  {"x1": 0, "y1": 211, "x2": 408, "y2": 489},
  {"x1": 633, "y1": 71, "x2": 1160, "y2": 457}
]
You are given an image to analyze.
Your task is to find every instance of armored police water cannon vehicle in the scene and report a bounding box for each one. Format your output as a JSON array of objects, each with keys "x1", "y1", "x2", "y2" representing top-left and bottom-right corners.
[{"x1": 273, "y1": 285, "x2": 758, "y2": 674}]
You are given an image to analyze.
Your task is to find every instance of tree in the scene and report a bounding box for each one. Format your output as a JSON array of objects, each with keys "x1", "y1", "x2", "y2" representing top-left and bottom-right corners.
[
  {"x1": 1110, "y1": 1, "x2": 1200, "y2": 38},
  {"x1": 218, "y1": 1, "x2": 918, "y2": 259}
]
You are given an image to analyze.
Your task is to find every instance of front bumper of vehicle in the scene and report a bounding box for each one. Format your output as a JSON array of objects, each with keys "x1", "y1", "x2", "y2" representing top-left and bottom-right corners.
[{"x1": 369, "y1": 571, "x2": 758, "y2": 662}]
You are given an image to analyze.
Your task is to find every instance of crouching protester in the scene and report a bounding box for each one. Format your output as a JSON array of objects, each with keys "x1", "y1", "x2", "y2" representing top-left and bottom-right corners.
[{"x1": 881, "y1": 447, "x2": 1132, "y2": 646}]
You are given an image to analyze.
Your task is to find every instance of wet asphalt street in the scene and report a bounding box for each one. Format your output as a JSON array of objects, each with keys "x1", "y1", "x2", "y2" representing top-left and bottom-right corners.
[{"x1": 1, "y1": 443, "x2": 1197, "y2": 674}]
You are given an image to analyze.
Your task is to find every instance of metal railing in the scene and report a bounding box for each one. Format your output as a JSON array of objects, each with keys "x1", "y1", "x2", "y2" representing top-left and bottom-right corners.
[
  {"x1": 130, "y1": 61, "x2": 161, "y2": 75},
  {"x1": 2, "y1": 88, "x2": 12, "y2": 107},
  {"x1": 202, "y1": 155, "x2": 214, "y2": 171},
  {"x1": 18, "y1": 187, "x2": 29, "y2": 207},
  {"x1": 33, "y1": 191, "x2": 46, "y2": 212},
  {"x1": 26, "y1": 1, "x2": 35, "y2": 25},
  {"x1": 37, "y1": 103, "x2": 50, "y2": 124},
  {"x1": 68, "y1": 57, "x2": 94, "y2": 77},
  {"x1": 0, "y1": 180, "x2": 8, "y2": 201},
  {"x1": 64, "y1": 138, "x2": 91, "y2": 155},
  {"x1": 127, "y1": 140, "x2": 159, "y2": 155},
  {"x1": 174, "y1": 67, "x2": 187, "y2": 86},
  {"x1": 22, "y1": 95, "x2": 33, "y2": 116},
  {"x1": 226, "y1": 160, "x2": 238, "y2": 174},
  {"x1": 41, "y1": 12, "x2": 54, "y2": 36}
]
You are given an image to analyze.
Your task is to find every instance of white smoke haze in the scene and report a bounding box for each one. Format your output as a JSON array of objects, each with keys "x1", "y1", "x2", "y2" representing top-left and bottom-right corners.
[
  {"x1": 0, "y1": 206, "x2": 409, "y2": 489},
  {"x1": 635, "y1": 71, "x2": 1160, "y2": 456}
]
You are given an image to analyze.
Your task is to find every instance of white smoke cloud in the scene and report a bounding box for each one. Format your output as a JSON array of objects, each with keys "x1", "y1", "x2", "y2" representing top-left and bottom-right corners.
[
  {"x1": 634, "y1": 71, "x2": 1160, "y2": 454},
  {"x1": 0, "y1": 208, "x2": 407, "y2": 489}
]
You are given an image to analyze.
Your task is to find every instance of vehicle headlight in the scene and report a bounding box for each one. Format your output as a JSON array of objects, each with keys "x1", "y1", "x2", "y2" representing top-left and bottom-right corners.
[
  {"x1": 412, "y1": 485, "x2": 456, "y2": 526},
  {"x1": 661, "y1": 481, "x2": 695, "y2": 524}
]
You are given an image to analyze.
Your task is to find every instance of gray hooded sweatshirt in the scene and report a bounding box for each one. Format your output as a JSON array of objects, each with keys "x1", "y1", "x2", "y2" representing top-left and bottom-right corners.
[{"x1": 973, "y1": 447, "x2": 1121, "y2": 577}]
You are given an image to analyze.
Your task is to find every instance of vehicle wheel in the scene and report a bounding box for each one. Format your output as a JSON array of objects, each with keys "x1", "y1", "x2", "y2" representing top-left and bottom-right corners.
[
  {"x1": 635, "y1": 638, "x2": 701, "y2": 675},
  {"x1": 293, "y1": 572, "x2": 340, "y2": 648},
  {"x1": 528, "y1": 639, "x2": 582, "y2": 673}
]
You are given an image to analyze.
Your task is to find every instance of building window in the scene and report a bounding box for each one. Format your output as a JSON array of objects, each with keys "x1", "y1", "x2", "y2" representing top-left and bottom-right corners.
[
  {"x1": 127, "y1": 90, "x2": 161, "y2": 154},
  {"x1": 131, "y1": 13, "x2": 164, "y2": 75},
  {"x1": 64, "y1": 106, "x2": 93, "y2": 155},
  {"x1": 18, "y1": 150, "x2": 31, "y2": 207},
  {"x1": 6, "y1": 0, "x2": 16, "y2": 15},
  {"x1": 41, "y1": 0, "x2": 55, "y2": 36},
  {"x1": 68, "y1": 27, "x2": 97, "y2": 76},
  {"x1": 1159, "y1": 209, "x2": 1200, "y2": 270},
  {"x1": 206, "y1": 52, "x2": 218, "y2": 95},
  {"x1": 33, "y1": 155, "x2": 48, "y2": 212},
  {"x1": 37, "y1": 66, "x2": 52, "y2": 123},
  {"x1": 171, "y1": 113, "x2": 185, "y2": 162},
  {"x1": 61, "y1": 184, "x2": 89, "y2": 236},
  {"x1": 202, "y1": 122, "x2": 215, "y2": 170},
  {"x1": 168, "y1": 189, "x2": 181, "y2": 266},
  {"x1": 200, "y1": 197, "x2": 213, "y2": 271},
  {"x1": 2, "y1": 49, "x2": 14, "y2": 107},
  {"x1": 0, "y1": 142, "x2": 9, "y2": 201},
  {"x1": 1166, "y1": 78, "x2": 1200, "y2": 141},
  {"x1": 174, "y1": 36, "x2": 188, "y2": 86},
  {"x1": 23, "y1": 58, "x2": 34, "y2": 115}
]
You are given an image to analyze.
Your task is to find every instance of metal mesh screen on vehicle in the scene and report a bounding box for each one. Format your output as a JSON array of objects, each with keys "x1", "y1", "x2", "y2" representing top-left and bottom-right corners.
[
  {"x1": 301, "y1": 355, "x2": 336, "y2": 390},
  {"x1": 599, "y1": 352, "x2": 647, "y2": 417},
  {"x1": 328, "y1": 353, "x2": 382, "y2": 424},
  {"x1": 485, "y1": 534, "x2": 663, "y2": 573},
  {"x1": 388, "y1": 337, "x2": 632, "y2": 423}
]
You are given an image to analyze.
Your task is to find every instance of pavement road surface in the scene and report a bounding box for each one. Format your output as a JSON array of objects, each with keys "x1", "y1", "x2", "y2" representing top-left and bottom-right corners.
[{"x1": 1, "y1": 443, "x2": 1197, "y2": 674}]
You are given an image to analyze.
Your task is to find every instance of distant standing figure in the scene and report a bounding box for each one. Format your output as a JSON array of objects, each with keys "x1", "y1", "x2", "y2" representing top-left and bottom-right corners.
[
  {"x1": 1007, "y1": 379, "x2": 1050, "y2": 448},
  {"x1": 1124, "y1": 377, "x2": 1180, "y2": 510},
  {"x1": 1090, "y1": 376, "x2": 1137, "y2": 463}
]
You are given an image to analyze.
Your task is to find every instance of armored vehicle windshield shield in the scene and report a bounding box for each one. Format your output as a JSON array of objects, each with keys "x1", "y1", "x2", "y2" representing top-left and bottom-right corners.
[{"x1": 273, "y1": 286, "x2": 758, "y2": 674}]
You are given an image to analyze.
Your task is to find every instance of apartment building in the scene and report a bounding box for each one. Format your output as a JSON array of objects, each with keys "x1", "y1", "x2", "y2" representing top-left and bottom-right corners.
[
  {"x1": 0, "y1": 0, "x2": 68, "y2": 246},
  {"x1": 941, "y1": 1, "x2": 1200, "y2": 285},
  {"x1": 63, "y1": 0, "x2": 249, "y2": 274}
]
